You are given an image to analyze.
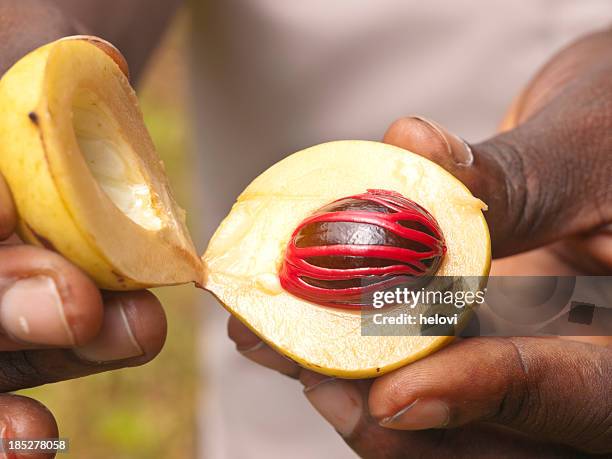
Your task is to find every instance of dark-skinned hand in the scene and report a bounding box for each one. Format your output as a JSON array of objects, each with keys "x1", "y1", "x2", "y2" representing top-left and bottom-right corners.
[
  {"x1": 0, "y1": 2, "x2": 173, "y2": 457},
  {"x1": 227, "y1": 29, "x2": 612, "y2": 458}
]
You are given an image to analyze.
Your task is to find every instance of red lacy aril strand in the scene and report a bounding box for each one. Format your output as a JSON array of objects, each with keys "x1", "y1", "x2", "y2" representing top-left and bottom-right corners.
[{"x1": 279, "y1": 189, "x2": 447, "y2": 309}]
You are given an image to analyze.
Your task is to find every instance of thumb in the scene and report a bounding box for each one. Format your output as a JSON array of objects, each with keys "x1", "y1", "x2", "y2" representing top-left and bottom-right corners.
[
  {"x1": 383, "y1": 115, "x2": 607, "y2": 257},
  {"x1": 300, "y1": 364, "x2": 590, "y2": 458},
  {"x1": 368, "y1": 337, "x2": 612, "y2": 454}
]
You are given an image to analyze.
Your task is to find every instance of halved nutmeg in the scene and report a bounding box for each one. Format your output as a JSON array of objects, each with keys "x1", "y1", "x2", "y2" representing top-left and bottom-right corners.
[
  {"x1": 203, "y1": 140, "x2": 491, "y2": 378},
  {"x1": 280, "y1": 189, "x2": 446, "y2": 308},
  {"x1": 0, "y1": 37, "x2": 491, "y2": 378},
  {"x1": 0, "y1": 36, "x2": 202, "y2": 289}
]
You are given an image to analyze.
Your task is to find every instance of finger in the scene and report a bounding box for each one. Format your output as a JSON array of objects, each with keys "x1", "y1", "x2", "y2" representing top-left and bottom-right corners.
[
  {"x1": 0, "y1": 394, "x2": 58, "y2": 459},
  {"x1": 0, "y1": 290, "x2": 166, "y2": 392},
  {"x1": 384, "y1": 116, "x2": 517, "y2": 257},
  {"x1": 299, "y1": 371, "x2": 574, "y2": 459},
  {"x1": 0, "y1": 245, "x2": 103, "y2": 348},
  {"x1": 383, "y1": 110, "x2": 611, "y2": 257},
  {"x1": 551, "y1": 229, "x2": 612, "y2": 274},
  {"x1": 0, "y1": 174, "x2": 17, "y2": 240},
  {"x1": 500, "y1": 29, "x2": 612, "y2": 132},
  {"x1": 227, "y1": 315, "x2": 300, "y2": 378},
  {"x1": 227, "y1": 315, "x2": 301, "y2": 377},
  {"x1": 369, "y1": 337, "x2": 612, "y2": 454},
  {"x1": 300, "y1": 370, "x2": 367, "y2": 438},
  {"x1": 227, "y1": 314, "x2": 260, "y2": 350}
]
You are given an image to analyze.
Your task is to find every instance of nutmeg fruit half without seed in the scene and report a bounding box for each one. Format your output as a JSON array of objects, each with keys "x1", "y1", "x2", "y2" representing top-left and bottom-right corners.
[
  {"x1": 0, "y1": 37, "x2": 202, "y2": 289},
  {"x1": 203, "y1": 140, "x2": 491, "y2": 378}
]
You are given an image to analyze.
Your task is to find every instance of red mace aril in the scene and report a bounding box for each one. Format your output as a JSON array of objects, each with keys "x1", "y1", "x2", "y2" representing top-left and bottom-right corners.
[{"x1": 279, "y1": 189, "x2": 447, "y2": 308}]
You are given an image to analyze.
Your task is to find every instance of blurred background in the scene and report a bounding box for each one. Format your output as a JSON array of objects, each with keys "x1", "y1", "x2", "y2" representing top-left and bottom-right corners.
[{"x1": 21, "y1": 11, "x2": 201, "y2": 459}]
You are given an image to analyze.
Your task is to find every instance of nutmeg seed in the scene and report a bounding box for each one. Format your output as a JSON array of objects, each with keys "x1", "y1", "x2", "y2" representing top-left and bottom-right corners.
[{"x1": 279, "y1": 189, "x2": 446, "y2": 308}]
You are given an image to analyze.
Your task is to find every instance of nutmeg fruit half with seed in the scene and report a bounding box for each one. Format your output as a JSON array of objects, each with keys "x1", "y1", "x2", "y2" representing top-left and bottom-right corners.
[{"x1": 203, "y1": 140, "x2": 491, "y2": 378}]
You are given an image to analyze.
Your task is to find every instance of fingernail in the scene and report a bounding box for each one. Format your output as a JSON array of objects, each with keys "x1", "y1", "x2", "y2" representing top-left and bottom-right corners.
[
  {"x1": 411, "y1": 116, "x2": 473, "y2": 166},
  {"x1": 0, "y1": 276, "x2": 74, "y2": 346},
  {"x1": 379, "y1": 399, "x2": 449, "y2": 430},
  {"x1": 74, "y1": 299, "x2": 143, "y2": 362},
  {"x1": 236, "y1": 340, "x2": 265, "y2": 353},
  {"x1": 303, "y1": 378, "x2": 362, "y2": 437},
  {"x1": 239, "y1": 342, "x2": 300, "y2": 377}
]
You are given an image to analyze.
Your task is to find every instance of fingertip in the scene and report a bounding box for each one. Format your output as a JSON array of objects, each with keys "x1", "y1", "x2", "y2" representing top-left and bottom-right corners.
[
  {"x1": 114, "y1": 290, "x2": 167, "y2": 364},
  {"x1": 383, "y1": 116, "x2": 473, "y2": 167},
  {"x1": 367, "y1": 339, "x2": 484, "y2": 420},
  {"x1": 0, "y1": 245, "x2": 104, "y2": 347},
  {"x1": 58, "y1": 272, "x2": 104, "y2": 347},
  {"x1": 227, "y1": 315, "x2": 260, "y2": 351},
  {"x1": 383, "y1": 117, "x2": 416, "y2": 146},
  {"x1": 38, "y1": 246, "x2": 105, "y2": 346},
  {"x1": 0, "y1": 394, "x2": 58, "y2": 459},
  {"x1": 73, "y1": 290, "x2": 166, "y2": 364},
  {"x1": 227, "y1": 315, "x2": 301, "y2": 377},
  {"x1": 302, "y1": 376, "x2": 364, "y2": 438},
  {"x1": 384, "y1": 117, "x2": 528, "y2": 256},
  {"x1": 299, "y1": 369, "x2": 330, "y2": 389},
  {"x1": 367, "y1": 338, "x2": 515, "y2": 425},
  {"x1": 384, "y1": 116, "x2": 448, "y2": 156},
  {"x1": 368, "y1": 371, "x2": 405, "y2": 420}
]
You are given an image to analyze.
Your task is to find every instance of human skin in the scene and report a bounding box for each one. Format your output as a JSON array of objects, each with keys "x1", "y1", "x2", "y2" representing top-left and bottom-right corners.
[
  {"x1": 0, "y1": 1, "x2": 178, "y2": 457},
  {"x1": 228, "y1": 29, "x2": 612, "y2": 458}
]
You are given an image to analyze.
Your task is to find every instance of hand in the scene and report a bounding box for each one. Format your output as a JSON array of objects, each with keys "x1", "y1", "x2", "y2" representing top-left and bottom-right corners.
[
  {"x1": 383, "y1": 29, "x2": 611, "y2": 277},
  {"x1": 227, "y1": 29, "x2": 612, "y2": 458},
  {"x1": 230, "y1": 321, "x2": 610, "y2": 458},
  {"x1": 0, "y1": 176, "x2": 167, "y2": 457},
  {"x1": 0, "y1": 4, "x2": 168, "y2": 457}
]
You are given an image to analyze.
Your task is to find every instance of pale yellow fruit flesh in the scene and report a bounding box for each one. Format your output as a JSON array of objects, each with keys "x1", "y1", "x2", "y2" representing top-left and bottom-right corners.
[
  {"x1": 203, "y1": 140, "x2": 491, "y2": 378},
  {"x1": 0, "y1": 38, "x2": 202, "y2": 289},
  {"x1": 73, "y1": 88, "x2": 162, "y2": 231}
]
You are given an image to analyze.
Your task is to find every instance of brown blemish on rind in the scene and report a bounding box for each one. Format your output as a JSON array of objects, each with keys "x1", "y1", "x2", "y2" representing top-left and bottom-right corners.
[
  {"x1": 28, "y1": 111, "x2": 39, "y2": 124},
  {"x1": 110, "y1": 270, "x2": 126, "y2": 285},
  {"x1": 59, "y1": 36, "x2": 130, "y2": 80}
]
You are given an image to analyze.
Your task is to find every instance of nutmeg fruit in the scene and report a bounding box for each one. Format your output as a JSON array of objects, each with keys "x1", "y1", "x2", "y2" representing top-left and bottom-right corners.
[
  {"x1": 0, "y1": 37, "x2": 489, "y2": 378},
  {"x1": 203, "y1": 140, "x2": 491, "y2": 378},
  {"x1": 0, "y1": 37, "x2": 202, "y2": 289}
]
